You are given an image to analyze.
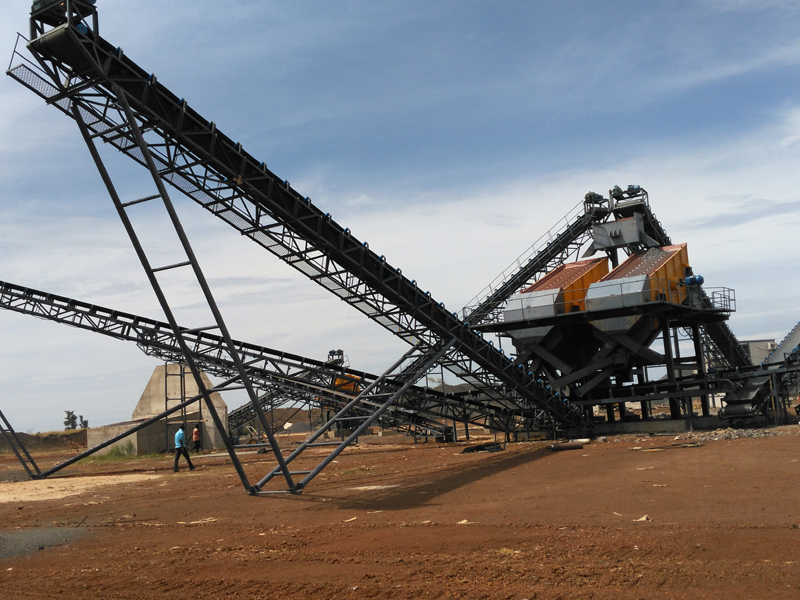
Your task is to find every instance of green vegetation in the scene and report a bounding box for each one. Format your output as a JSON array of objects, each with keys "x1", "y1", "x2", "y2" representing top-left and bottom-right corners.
[
  {"x1": 32, "y1": 429, "x2": 84, "y2": 438},
  {"x1": 106, "y1": 440, "x2": 134, "y2": 458},
  {"x1": 80, "y1": 442, "x2": 162, "y2": 464}
]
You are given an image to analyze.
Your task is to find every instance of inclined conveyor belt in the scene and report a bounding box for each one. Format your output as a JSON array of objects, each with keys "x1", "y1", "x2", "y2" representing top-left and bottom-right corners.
[
  {"x1": 8, "y1": 9, "x2": 588, "y2": 429},
  {"x1": 637, "y1": 201, "x2": 751, "y2": 369},
  {"x1": 767, "y1": 322, "x2": 800, "y2": 362},
  {"x1": 0, "y1": 278, "x2": 468, "y2": 436},
  {"x1": 721, "y1": 321, "x2": 800, "y2": 415}
]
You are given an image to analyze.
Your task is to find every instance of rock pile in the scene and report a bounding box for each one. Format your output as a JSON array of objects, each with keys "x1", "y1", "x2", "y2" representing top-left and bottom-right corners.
[{"x1": 686, "y1": 428, "x2": 784, "y2": 442}]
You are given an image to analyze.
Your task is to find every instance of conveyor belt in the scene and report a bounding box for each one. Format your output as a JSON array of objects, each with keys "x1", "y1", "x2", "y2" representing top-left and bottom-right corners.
[
  {"x1": 0, "y1": 278, "x2": 458, "y2": 437},
  {"x1": 7, "y1": 6, "x2": 587, "y2": 430},
  {"x1": 635, "y1": 197, "x2": 751, "y2": 369},
  {"x1": 392, "y1": 202, "x2": 606, "y2": 428},
  {"x1": 722, "y1": 322, "x2": 800, "y2": 415},
  {"x1": 767, "y1": 321, "x2": 800, "y2": 363},
  {"x1": 0, "y1": 278, "x2": 545, "y2": 435}
]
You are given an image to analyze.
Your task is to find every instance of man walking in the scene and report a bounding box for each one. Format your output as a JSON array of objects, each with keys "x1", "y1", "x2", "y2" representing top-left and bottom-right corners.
[{"x1": 173, "y1": 425, "x2": 196, "y2": 472}]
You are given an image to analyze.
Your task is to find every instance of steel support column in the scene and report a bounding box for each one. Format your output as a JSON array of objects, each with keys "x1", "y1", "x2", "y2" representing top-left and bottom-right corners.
[
  {"x1": 661, "y1": 318, "x2": 681, "y2": 419},
  {"x1": 691, "y1": 322, "x2": 710, "y2": 417},
  {"x1": 72, "y1": 99, "x2": 273, "y2": 492}
]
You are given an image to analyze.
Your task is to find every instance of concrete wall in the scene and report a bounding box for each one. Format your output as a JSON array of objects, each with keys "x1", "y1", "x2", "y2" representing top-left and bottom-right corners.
[
  {"x1": 86, "y1": 419, "x2": 182, "y2": 456},
  {"x1": 131, "y1": 364, "x2": 227, "y2": 450},
  {"x1": 87, "y1": 422, "x2": 141, "y2": 456},
  {"x1": 87, "y1": 364, "x2": 228, "y2": 455},
  {"x1": 740, "y1": 339, "x2": 777, "y2": 365},
  {"x1": 138, "y1": 420, "x2": 173, "y2": 454}
]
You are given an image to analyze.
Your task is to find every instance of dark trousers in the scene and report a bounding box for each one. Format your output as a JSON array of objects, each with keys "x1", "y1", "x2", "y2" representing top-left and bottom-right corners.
[{"x1": 173, "y1": 446, "x2": 194, "y2": 471}]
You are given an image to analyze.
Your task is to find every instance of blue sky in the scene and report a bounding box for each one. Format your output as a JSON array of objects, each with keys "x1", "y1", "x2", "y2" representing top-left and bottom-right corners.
[{"x1": 1, "y1": 1, "x2": 799, "y2": 431}]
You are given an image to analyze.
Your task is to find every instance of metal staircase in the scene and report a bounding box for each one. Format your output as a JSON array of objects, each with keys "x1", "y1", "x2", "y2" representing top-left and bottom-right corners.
[{"x1": 460, "y1": 200, "x2": 607, "y2": 327}]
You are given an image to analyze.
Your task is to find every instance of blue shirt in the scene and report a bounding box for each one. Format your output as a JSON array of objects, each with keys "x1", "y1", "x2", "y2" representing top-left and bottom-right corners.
[{"x1": 175, "y1": 429, "x2": 185, "y2": 449}]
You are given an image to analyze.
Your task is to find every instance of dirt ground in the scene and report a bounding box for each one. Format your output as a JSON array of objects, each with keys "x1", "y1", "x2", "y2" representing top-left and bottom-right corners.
[{"x1": 1, "y1": 427, "x2": 799, "y2": 599}]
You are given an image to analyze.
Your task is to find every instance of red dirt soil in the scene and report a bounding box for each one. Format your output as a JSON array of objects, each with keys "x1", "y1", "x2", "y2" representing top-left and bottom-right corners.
[{"x1": 1, "y1": 428, "x2": 799, "y2": 599}]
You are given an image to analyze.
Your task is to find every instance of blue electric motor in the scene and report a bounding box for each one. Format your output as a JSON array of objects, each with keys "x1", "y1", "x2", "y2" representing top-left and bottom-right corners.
[{"x1": 685, "y1": 275, "x2": 704, "y2": 286}]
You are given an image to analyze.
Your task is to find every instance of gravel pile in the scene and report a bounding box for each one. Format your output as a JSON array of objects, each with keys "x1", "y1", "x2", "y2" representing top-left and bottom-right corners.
[{"x1": 686, "y1": 428, "x2": 784, "y2": 442}]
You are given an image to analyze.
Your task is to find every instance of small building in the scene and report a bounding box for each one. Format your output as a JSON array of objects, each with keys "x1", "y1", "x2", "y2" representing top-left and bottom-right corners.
[
  {"x1": 739, "y1": 339, "x2": 777, "y2": 365},
  {"x1": 87, "y1": 364, "x2": 228, "y2": 455}
]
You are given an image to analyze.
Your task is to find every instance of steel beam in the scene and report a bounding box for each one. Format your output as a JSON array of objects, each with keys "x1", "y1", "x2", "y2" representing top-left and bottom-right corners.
[{"x1": 7, "y1": 11, "x2": 588, "y2": 431}]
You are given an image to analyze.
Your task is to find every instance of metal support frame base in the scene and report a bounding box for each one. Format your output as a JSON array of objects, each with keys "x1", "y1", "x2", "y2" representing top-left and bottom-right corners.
[
  {"x1": 254, "y1": 338, "x2": 457, "y2": 493},
  {"x1": 0, "y1": 409, "x2": 40, "y2": 479}
]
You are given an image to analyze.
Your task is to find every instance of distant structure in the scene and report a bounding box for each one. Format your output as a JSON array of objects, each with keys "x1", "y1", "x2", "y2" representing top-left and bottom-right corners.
[
  {"x1": 87, "y1": 364, "x2": 227, "y2": 455},
  {"x1": 739, "y1": 339, "x2": 777, "y2": 365}
]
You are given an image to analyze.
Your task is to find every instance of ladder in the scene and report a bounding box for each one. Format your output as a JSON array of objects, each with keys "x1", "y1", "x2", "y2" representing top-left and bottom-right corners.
[
  {"x1": 164, "y1": 362, "x2": 188, "y2": 451},
  {"x1": 0, "y1": 409, "x2": 40, "y2": 479},
  {"x1": 71, "y1": 87, "x2": 297, "y2": 493}
]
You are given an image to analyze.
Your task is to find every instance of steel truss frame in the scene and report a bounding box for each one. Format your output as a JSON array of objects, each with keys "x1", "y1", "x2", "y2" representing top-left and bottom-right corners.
[
  {"x1": 5, "y1": 5, "x2": 752, "y2": 434},
  {"x1": 481, "y1": 294, "x2": 733, "y2": 423},
  {"x1": 0, "y1": 282, "x2": 456, "y2": 490},
  {"x1": 253, "y1": 339, "x2": 456, "y2": 493},
  {"x1": 0, "y1": 2, "x2": 767, "y2": 490},
  {"x1": 229, "y1": 350, "x2": 351, "y2": 438},
  {"x1": 0, "y1": 409, "x2": 40, "y2": 478},
  {"x1": 632, "y1": 188, "x2": 754, "y2": 413},
  {"x1": 6, "y1": 9, "x2": 587, "y2": 432},
  {"x1": 0, "y1": 278, "x2": 502, "y2": 441},
  {"x1": 398, "y1": 202, "x2": 608, "y2": 433},
  {"x1": 17, "y1": 377, "x2": 245, "y2": 481},
  {"x1": 471, "y1": 187, "x2": 752, "y2": 424}
]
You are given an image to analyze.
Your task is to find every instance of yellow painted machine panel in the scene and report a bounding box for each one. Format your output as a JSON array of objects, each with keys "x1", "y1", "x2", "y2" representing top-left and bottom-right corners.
[
  {"x1": 600, "y1": 243, "x2": 690, "y2": 305},
  {"x1": 521, "y1": 257, "x2": 609, "y2": 312}
]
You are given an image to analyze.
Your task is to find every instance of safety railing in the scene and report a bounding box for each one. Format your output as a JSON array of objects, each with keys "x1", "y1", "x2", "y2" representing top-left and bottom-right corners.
[
  {"x1": 7, "y1": 33, "x2": 29, "y2": 73},
  {"x1": 705, "y1": 287, "x2": 736, "y2": 312},
  {"x1": 459, "y1": 200, "x2": 587, "y2": 318},
  {"x1": 503, "y1": 278, "x2": 734, "y2": 323}
]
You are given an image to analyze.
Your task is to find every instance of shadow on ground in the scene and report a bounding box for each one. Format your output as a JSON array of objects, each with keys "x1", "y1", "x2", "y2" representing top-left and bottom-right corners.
[{"x1": 305, "y1": 444, "x2": 552, "y2": 511}]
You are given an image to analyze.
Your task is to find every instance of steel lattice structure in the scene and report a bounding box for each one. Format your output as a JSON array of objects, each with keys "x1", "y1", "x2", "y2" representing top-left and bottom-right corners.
[
  {"x1": 0, "y1": 279, "x2": 481, "y2": 438},
  {"x1": 0, "y1": 1, "x2": 778, "y2": 493},
  {"x1": 7, "y1": 2, "x2": 592, "y2": 431},
  {"x1": 632, "y1": 194, "x2": 751, "y2": 370}
]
